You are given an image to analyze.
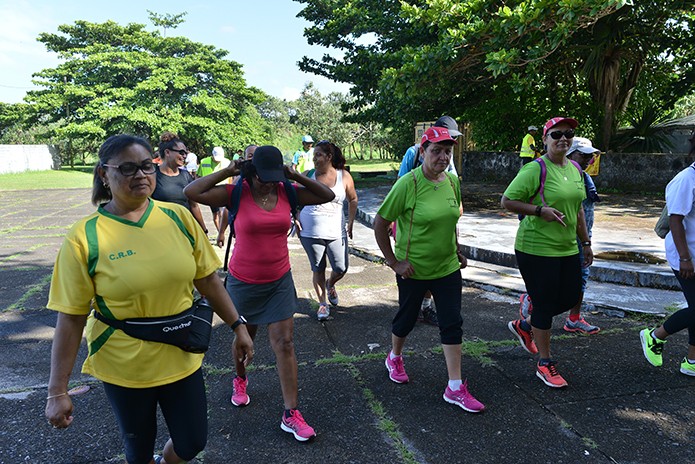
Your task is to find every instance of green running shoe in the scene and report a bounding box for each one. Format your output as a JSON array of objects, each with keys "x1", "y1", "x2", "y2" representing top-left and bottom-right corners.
[
  {"x1": 680, "y1": 358, "x2": 695, "y2": 377},
  {"x1": 640, "y1": 328, "x2": 665, "y2": 367}
]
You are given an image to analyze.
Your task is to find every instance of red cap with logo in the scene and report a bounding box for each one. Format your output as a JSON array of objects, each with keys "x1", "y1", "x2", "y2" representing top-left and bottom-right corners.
[
  {"x1": 421, "y1": 126, "x2": 458, "y2": 145},
  {"x1": 543, "y1": 117, "x2": 579, "y2": 137}
]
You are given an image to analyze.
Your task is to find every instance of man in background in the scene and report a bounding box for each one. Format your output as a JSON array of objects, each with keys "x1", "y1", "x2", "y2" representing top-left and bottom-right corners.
[
  {"x1": 519, "y1": 126, "x2": 539, "y2": 165},
  {"x1": 292, "y1": 135, "x2": 315, "y2": 173},
  {"x1": 197, "y1": 146, "x2": 230, "y2": 232}
]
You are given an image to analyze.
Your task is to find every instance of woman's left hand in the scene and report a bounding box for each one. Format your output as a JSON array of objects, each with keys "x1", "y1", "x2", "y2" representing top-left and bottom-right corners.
[
  {"x1": 457, "y1": 250, "x2": 467, "y2": 269},
  {"x1": 283, "y1": 164, "x2": 298, "y2": 181},
  {"x1": 233, "y1": 326, "x2": 254, "y2": 367},
  {"x1": 582, "y1": 245, "x2": 593, "y2": 268}
]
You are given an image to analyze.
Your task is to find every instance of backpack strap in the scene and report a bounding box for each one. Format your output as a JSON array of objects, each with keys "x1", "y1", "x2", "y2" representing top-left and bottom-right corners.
[
  {"x1": 223, "y1": 176, "x2": 244, "y2": 272},
  {"x1": 528, "y1": 158, "x2": 547, "y2": 207}
]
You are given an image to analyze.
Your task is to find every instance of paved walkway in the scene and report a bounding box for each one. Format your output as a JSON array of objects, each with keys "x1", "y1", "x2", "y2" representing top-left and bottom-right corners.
[
  {"x1": 1, "y1": 188, "x2": 694, "y2": 463},
  {"x1": 351, "y1": 187, "x2": 685, "y2": 317}
]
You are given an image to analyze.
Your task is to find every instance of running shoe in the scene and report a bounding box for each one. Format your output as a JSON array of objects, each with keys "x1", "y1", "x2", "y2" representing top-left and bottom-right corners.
[
  {"x1": 385, "y1": 353, "x2": 409, "y2": 383},
  {"x1": 231, "y1": 375, "x2": 250, "y2": 407},
  {"x1": 417, "y1": 301, "x2": 439, "y2": 326},
  {"x1": 280, "y1": 409, "x2": 316, "y2": 442},
  {"x1": 443, "y1": 380, "x2": 485, "y2": 413},
  {"x1": 640, "y1": 328, "x2": 665, "y2": 367},
  {"x1": 680, "y1": 358, "x2": 695, "y2": 377},
  {"x1": 317, "y1": 303, "x2": 330, "y2": 321},
  {"x1": 519, "y1": 293, "x2": 533, "y2": 319},
  {"x1": 326, "y1": 282, "x2": 339, "y2": 306},
  {"x1": 563, "y1": 317, "x2": 600, "y2": 334},
  {"x1": 536, "y1": 361, "x2": 568, "y2": 388},
  {"x1": 507, "y1": 319, "x2": 538, "y2": 354}
]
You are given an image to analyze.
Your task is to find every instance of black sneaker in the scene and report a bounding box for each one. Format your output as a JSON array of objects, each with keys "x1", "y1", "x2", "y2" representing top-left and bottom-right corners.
[{"x1": 418, "y1": 302, "x2": 438, "y2": 325}]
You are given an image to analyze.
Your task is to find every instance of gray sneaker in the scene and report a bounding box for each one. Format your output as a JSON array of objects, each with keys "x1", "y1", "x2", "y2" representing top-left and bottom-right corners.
[
  {"x1": 563, "y1": 317, "x2": 600, "y2": 334},
  {"x1": 418, "y1": 302, "x2": 438, "y2": 325},
  {"x1": 326, "y1": 282, "x2": 339, "y2": 306}
]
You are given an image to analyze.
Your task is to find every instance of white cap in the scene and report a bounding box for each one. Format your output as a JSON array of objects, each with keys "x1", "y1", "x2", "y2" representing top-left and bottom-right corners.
[
  {"x1": 569, "y1": 137, "x2": 599, "y2": 155},
  {"x1": 212, "y1": 147, "x2": 225, "y2": 161},
  {"x1": 528, "y1": 126, "x2": 538, "y2": 131}
]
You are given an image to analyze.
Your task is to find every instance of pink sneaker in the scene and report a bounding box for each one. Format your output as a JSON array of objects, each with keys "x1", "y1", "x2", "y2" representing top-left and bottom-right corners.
[
  {"x1": 280, "y1": 409, "x2": 316, "y2": 441},
  {"x1": 443, "y1": 380, "x2": 485, "y2": 413},
  {"x1": 385, "y1": 353, "x2": 409, "y2": 383},
  {"x1": 231, "y1": 376, "x2": 250, "y2": 407}
]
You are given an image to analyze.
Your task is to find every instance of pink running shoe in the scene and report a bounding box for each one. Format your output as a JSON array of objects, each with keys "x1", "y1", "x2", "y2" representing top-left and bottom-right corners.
[
  {"x1": 231, "y1": 376, "x2": 250, "y2": 407},
  {"x1": 280, "y1": 409, "x2": 316, "y2": 441},
  {"x1": 385, "y1": 353, "x2": 409, "y2": 383},
  {"x1": 443, "y1": 380, "x2": 486, "y2": 413}
]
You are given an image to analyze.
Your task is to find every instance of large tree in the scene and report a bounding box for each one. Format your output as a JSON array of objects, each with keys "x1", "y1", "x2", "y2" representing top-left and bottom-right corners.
[
  {"x1": 25, "y1": 18, "x2": 266, "y2": 159},
  {"x1": 297, "y1": 0, "x2": 695, "y2": 151}
]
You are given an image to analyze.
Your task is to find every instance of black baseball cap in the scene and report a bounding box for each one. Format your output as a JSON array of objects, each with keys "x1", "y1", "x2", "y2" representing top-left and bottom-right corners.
[{"x1": 252, "y1": 145, "x2": 286, "y2": 182}]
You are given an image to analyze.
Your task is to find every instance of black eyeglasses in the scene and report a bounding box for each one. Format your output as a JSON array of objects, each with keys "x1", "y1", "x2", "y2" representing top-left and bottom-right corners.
[
  {"x1": 103, "y1": 161, "x2": 156, "y2": 176},
  {"x1": 168, "y1": 148, "x2": 189, "y2": 155},
  {"x1": 547, "y1": 129, "x2": 575, "y2": 140}
]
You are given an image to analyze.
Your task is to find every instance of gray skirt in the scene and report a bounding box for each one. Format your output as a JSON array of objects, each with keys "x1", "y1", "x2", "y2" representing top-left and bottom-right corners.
[{"x1": 225, "y1": 270, "x2": 298, "y2": 325}]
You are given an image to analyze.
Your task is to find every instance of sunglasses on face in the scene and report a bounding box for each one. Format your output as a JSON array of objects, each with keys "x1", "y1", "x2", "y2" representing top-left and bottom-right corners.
[
  {"x1": 168, "y1": 148, "x2": 188, "y2": 156},
  {"x1": 547, "y1": 129, "x2": 575, "y2": 140},
  {"x1": 103, "y1": 161, "x2": 156, "y2": 176}
]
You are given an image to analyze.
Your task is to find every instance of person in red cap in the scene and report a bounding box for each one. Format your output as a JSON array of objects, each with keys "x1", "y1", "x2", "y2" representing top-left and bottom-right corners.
[
  {"x1": 374, "y1": 126, "x2": 485, "y2": 413},
  {"x1": 501, "y1": 117, "x2": 593, "y2": 388}
]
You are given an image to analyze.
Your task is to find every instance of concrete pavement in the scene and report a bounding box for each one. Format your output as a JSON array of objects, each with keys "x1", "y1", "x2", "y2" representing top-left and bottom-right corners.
[{"x1": 1, "y1": 187, "x2": 694, "y2": 463}]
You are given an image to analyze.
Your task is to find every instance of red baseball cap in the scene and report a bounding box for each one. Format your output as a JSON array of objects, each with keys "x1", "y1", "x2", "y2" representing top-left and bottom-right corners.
[
  {"x1": 421, "y1": 126, "x2": 458, "y2": 145},
  {"x1": 543, "y1": 117, "x2": 579, "y2": 137}
]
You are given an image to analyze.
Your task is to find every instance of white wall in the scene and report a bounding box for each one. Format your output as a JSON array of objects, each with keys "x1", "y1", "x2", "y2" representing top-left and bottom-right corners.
[{"x1": 0, "y1": 145, "x2": 58, "y2": 174}]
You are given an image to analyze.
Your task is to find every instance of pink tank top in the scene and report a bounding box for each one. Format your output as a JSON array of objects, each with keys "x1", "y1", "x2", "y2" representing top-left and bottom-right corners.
[{"x1": 227, "y1": 181, "x2": 292, "y2": 283}]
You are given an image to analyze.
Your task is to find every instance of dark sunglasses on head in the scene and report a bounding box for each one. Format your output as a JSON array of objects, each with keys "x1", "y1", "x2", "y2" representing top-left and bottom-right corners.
[
  {"x1": 168, "y1": 148, "x2": 188, "y2": 155},
  {"x1": 103, "y1": 161, "x2": 156, "y2": 176},
  {"x1": 547, "y1": 129, "x2": 575, "y2": 140}
]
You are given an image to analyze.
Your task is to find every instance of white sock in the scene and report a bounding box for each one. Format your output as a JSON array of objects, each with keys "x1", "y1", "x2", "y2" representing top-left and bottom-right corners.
[
  {"x1": 687, "y1": 358, "x2": 695, "y2": 364},
  {"x1": 651, "y1": 331, "x2": 665, "y2": 342},
  {"x1": 389, "y1": 350, "x2": 402, "y2": 360},
  {"x1": 448, "y1": 379, "x2": 462, "y2": 390},
  {"x1": 421, "y1": 297, "x2": 432, "y2": 309}
]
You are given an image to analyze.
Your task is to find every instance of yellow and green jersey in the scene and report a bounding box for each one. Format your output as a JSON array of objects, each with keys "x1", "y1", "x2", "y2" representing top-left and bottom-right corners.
[{"x1": 48, "y1": 199, "x2": 221, "y2": 388}]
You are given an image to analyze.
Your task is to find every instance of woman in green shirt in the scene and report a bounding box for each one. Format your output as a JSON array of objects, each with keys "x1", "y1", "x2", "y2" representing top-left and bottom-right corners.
[
  {"x1": 502, "y1": 117, "x2": 593, "y2": 389},
  {"x1": 374, "y1": 126, "x2": 485, "y2": 414}
]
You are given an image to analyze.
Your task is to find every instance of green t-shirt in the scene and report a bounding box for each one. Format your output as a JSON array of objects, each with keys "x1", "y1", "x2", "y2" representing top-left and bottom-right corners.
[
  {"x1": 378, "y1": 167, "x2": 461, "y2": 279},
  {"x1": 503, "y1": 157, "x2": 586, "y2": 256}
]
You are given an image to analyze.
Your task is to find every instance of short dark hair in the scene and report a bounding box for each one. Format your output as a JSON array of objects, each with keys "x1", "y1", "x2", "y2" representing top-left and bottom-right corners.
[
  {"x1": 92, "y1": 134, "x2": 152, "y2": 205},
  {"x1": 421, "y1": 139, "x2": 455, "y2": 151}
]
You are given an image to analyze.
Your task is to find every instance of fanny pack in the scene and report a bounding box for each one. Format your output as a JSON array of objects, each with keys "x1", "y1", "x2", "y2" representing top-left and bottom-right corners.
[{"x1": 93, "y1": 298, "x2": 214, "y2": 353}]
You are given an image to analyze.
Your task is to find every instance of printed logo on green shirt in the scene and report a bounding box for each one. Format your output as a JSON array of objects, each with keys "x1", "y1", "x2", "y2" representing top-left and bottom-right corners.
[{"x1": 109, "y1": 250, "x2": 136, "y2": 260}]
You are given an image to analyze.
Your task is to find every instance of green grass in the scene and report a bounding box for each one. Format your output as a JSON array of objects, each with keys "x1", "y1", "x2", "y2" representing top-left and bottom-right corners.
[
  {"x1": 347, "y1": 158, "x2": 400, "y2": 173},
  {"x1": 0, "y1": 169, "x2": 93, "y2": 191}
]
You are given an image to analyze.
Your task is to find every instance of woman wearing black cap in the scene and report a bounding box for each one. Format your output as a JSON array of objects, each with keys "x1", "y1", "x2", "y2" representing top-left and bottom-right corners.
[
  {"x1": 184, "y1": 146, "x2": 334, "y2": 442},
  {"x1": 502, "y1": 117, "x2": 593, "y2": 388}
]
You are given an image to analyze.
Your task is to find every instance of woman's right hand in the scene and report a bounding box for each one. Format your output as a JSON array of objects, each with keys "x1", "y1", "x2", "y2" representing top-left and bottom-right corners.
[
  {"x1": 46, "y1": 395, "x2": 74, "y2": 429},
  {"x1": 539, "y1": 206, "x2": 566, "y2": 227},
  {"x1": 233, "y1": 326, "x2": 254, "y2": 367},
  {"x1": 680, "y1": 260, "x2": 695, "y2": 279},
  {"x1": 391, "y1": 260, "x2": 415, "y2": 279}
]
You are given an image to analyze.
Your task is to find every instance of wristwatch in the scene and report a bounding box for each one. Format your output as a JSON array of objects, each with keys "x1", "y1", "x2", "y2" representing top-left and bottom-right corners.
[{"x1": 231, "y1": 316, "x2": 247, "y2": 331}]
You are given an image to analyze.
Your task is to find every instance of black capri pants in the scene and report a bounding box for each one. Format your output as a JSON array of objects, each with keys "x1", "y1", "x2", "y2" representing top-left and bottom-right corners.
[
  {"x1": 664, "y1": 269, "x2": 695, "y2": 345},
  {"x1": 103, "y1": 368, "x2": 207, "y2": 464},
  {"x1": 393, "y1": 270, "x2": 463, "y2": 345},
  {"x1": 515, "y1": 250, "x2": 582, "y2": 330}
]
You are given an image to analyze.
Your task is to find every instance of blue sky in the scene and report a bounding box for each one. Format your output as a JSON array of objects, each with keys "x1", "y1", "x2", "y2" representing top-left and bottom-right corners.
[{"x1": 0, "y1": 0, "x2": 351, "y2": 103}]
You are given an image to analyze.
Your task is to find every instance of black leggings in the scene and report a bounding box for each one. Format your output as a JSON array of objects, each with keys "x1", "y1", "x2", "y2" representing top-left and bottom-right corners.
[
  {"x1": 516, "y1": 250, "x2": 582, "y2": 330},
  {"x1": 393, "y1": 270, "x2": 463, "y2": 344},
  {"x1": 664, "y1": 269, "x2": 695, "y2": 345},
  {"x1": 103, "y1": 368, "x2": 208, "y2": 464}
]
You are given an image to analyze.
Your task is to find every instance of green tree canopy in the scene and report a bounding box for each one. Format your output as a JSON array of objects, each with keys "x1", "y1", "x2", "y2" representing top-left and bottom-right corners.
[
  {"x1": 297, "y1": 0, "x2": 695, "y2": 151},
  {"x1": 25, "y1": 18, "x2": 266, "y2": 158}
]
